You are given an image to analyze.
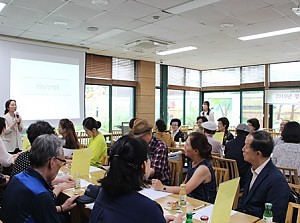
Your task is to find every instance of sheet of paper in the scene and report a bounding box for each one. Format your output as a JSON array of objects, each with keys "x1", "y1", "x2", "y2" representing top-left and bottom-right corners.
[
  {"x1": 193, "y1": 204, "x2": 236, "y2": 221},
  {"x1": 63, "y1": 148, "x2": 74, "y2": 157},
  {"x1": 139, "y1": 187, "x2": 172, "y2": 200},
  {"x1": 71, "y1": 148, "x2": 92, "y2": 177},
  {"x1": 213, "y1": 132, "x2": 224, "y2": 144},
  {"x1": 85, "y1": 203, "x2": 95, "y2": 209},
  {"x1": 89, "y1": 166, "x2": 101, "y2": 172},
  {"x1": 210, "y1": 177, "x2": 240, "y2": 223}
]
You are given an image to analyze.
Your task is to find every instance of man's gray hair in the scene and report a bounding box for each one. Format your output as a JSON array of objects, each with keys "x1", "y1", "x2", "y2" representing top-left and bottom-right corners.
[{"x1": 29, "y1": 134, "x2": 64, "y2": 168}]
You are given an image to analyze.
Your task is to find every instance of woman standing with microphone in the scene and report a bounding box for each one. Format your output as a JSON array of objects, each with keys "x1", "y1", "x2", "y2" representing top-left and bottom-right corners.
[{"x1": 3, "y1": 99, "x2": 23, "y2": 154}]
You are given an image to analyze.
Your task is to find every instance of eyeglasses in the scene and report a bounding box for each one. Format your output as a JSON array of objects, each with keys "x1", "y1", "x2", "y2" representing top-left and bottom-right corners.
[{"x1": 54, "y1": 157, "x2": 67, "y2": 165}]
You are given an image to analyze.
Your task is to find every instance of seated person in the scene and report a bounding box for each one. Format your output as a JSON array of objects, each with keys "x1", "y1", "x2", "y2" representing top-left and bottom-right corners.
[
  {"x1": 247, "y1": 118, "x2": 260, "y2": 133},
  {"x1": 11, "y1": 121, "x2": 74, "y2": 196},
  {"x1": 217, "y1": 117, "x2": 234, "y2": 145},
  {"x1": 201, "y1": 121, "x2": 222, "y2": 154},
  {"x1": 273, "y1": 120, "x2": 288, "y2": 146},
  {"x1": 238, "y1": 131, "x2": 290, "y2": 222},
  {"x1": 0, "y1": 117, "x2": 18, "y2": 168},
  {"x1": 152, "y1": 132, "x2": 217, "y2": 204},
  {"x1": 154, "y1": 119, "x2": 176, "y2": 148},
  {"x1": 170, "y1": 118, "x2": 185, "y2": 142},
  {"x1": 82, "y1": 117, "x2": 107, "y2": 167},
  {"x1": 132, "y1": 119, "x2": 170, "y2": 185},
  {"x1": 89, "y1": 135, "x2": 184, "y2": 223},
  {"x1": 225, "y1": 123, "x2": 251, "y2": 189},
  {"x1": 273, "y1": 121, "x2": 300, "y2": 175},
  {"x1": 195, "y1": 116, "x2": 208, "y2": 133},
  {"x1": 1, "y1": 134, "x2": 79, "y2": 223},
  {"x1": 58, "y1": 118, "x2": 80, "y2": 149}
]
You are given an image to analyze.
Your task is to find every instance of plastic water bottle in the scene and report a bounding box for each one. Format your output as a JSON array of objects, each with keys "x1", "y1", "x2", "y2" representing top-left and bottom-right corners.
[
  {"x1": 263, "y1": 203, "x2": 273, "y2": 223},
  {"x1": 179, "y1": 183, "x2": 187, "y2": 206}
]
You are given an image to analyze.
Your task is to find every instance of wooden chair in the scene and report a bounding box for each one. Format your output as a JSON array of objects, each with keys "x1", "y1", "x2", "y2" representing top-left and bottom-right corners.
[
  {"x1": 263, "y1": 128, "x2": 277, "y2": 138},
  {"x1": 213, "y1": 167, "x2": 229, "y2": 188},
  {"x1": 111, "y1": 129, "x2": 122, "y2": 145},
  {"x1": 289, "y1": 183, "x2": 300, "y2": 194},
  {"x1": 77, "y1": 132, "x2": 90, "y2": 148},
  {"x1": 211, "y1": 152, "x2": 220, "y2": 157},
  {"x1": 180, "y1": 125, "x2": 190, "y2": 140},
  {"x1": 101, "y1": 155, "x2": 110, "y2": 166},
  {"x1": 285, "y1": 202, "x2": 300, "y2": 223},
  {"x1": 169, "y1": 155, "x2": 183, "y2": 186},
  {"x1": 277, "y1": 166, "x2": 299, "y2": 185},
  {"x1": 211, "y1": 156, "x2": 240, "y2": 209}
]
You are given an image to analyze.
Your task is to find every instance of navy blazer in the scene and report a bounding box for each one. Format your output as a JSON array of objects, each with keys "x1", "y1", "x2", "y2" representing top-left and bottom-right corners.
[
  {"x1": 238, "y1": 160, "x2": 290, "y2": 223},
  {"x1": 225, "y1": 134, "x2": 251, "y2": 189}
]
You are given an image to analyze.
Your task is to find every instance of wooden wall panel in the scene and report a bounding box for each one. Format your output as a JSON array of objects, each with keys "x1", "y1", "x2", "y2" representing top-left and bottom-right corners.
[{"x1": 136, "y1": 60, "x2": 156, "y2": 124}]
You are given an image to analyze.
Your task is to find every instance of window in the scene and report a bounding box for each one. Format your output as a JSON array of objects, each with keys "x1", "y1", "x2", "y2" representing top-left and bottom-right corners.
[
  {"x1": 155, "y1": 63, "x2": 160, "y2": 87},
  {"x1": 112, "y1": 58, "x2": 135, "y2": 81},
  {"x1": 241, "y1": 65, "x2": 265, "y2": 84},
  {"x1": 85, "y1": 85, "x2": 110, "y2": 132},
  {"x1": 272, "y1": 104, "x2": 300, "y2": 131},
  {"x1": 204, "y1": 92, "x2": 240, "y2": 127},
  {"x1": 168, "y1": 66, "x2": 184, "y2": 86},
  {"x1": 112, "y1": 86, "x2": 134, "y2": 129},
  {"x1": 270, "y1": 61, "x2": 300, "y2": 82},
  {"x1": 202, "y1": 68, "x2": 240, "y2": 87},
  {"x1": 168, "y1": 90, "x2": 184, "y2": 124},
  {"x1": 242, "y1": 91, "x2": 264, "y2": 128},
  {"x1": 185, "y1": 91, "x2": 200, "y2": 126},
  {"x1": 186, "y1": 69, "x2": 200, "y2": 87},
  {"x1": 155, "y1": 89, "x2": 160, "y2": 121}
]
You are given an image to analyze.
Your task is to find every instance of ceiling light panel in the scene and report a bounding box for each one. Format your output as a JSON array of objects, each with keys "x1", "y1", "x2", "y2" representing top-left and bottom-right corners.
[
  {"x1": 165, "y1": 0, "x2": 221, "y2": 14},
  {"x1": 238, "y1": 27, "x2": 300, "y2": 41}
]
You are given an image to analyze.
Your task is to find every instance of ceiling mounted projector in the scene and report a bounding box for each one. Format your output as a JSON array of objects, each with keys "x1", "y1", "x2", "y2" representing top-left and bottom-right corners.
[{"x1": 292, "y1": 7, "x2": 300, "y2": 16}]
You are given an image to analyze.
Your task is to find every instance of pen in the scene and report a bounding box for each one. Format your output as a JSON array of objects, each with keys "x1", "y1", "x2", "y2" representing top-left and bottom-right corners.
[{"x1": 192, "y1": 204, "x2": 207, "y2": 211}]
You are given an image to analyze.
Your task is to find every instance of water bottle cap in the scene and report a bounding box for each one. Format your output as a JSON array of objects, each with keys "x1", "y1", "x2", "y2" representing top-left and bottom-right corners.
[
  {"x1": 200, "y1": 215, "x2": 209, "y2": 220},
  {"x1": 265, "y1": 203, "x2": 272, "y2": 208},
  {"x1": 186, "y1": 212, "x2": 194, "y2": 218}
]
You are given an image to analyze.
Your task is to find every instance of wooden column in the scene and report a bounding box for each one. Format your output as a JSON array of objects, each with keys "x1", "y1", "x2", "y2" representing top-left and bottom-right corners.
[{"x1": 136, "y1": 60, "x2": 156, "y2": 124}]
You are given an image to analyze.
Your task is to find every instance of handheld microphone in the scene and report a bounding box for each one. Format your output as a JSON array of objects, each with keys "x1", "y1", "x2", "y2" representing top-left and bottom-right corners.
[{"x1": 15, "y1": 112, "x2": 20, "y2": 124}]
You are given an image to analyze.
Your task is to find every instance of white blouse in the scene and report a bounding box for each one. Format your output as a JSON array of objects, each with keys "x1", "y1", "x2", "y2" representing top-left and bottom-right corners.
[
  {"x1": 0, "y1": 138, "x2": 14, "y2": 167},
  {"x1": 201, "y1": 110, "x2": 215, "y2": 122}
]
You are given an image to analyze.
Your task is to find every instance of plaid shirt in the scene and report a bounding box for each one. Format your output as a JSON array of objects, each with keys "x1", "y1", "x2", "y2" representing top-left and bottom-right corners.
[{"x1": 148, "y1": 136, "x2": 170, "y2": 185}]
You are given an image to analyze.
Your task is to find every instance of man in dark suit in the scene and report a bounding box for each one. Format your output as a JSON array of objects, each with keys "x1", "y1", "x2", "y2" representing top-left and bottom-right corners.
[
  {"x1": 225, "y1": 123, "x2": 251, "y2": 189},
  {"x1": 238, "y1": 131, "x2": 290, "y2": 223}
]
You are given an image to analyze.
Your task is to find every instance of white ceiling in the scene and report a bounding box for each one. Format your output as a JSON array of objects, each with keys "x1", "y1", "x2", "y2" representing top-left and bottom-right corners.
[{"x1": 0, "y1": 0, "x2": 300, "y2": 70}]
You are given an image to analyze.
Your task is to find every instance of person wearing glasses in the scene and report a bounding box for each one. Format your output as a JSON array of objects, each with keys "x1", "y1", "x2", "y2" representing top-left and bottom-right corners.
[
  {"x1": 11, "y1": 121, "x2": 74, "y2": 196},
  {"x1": 195, "y1": 116, "x2": 208, "y2": 133},
  {"x1": 90, "y1": 135, "x2": 184, "y2": 223},
  {"x1": 170, "y1": 118, "x2": 185, "y2": 142},
  {"x1": 1, "y1": 134, "x2": 79, "y2": 223},
  {"x1": 247, "y1": 118, "x2": 260, "y2": 133}
]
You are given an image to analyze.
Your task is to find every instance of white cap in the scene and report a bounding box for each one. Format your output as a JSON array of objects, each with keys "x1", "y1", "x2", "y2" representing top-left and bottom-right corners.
[{"x1": 201, "y1": 121, "x2": 217, "y2": 131}]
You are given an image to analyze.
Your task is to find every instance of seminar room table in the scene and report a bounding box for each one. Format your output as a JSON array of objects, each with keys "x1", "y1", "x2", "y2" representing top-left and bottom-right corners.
[{"x1": 62, "y1": 174, "x2": 261, "y2": 223}]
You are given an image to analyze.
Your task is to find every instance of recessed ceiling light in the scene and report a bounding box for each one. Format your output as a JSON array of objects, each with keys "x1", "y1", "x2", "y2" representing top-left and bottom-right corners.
[
  {"x1": 156, "y1": 46, "x2": 197, "y2": 55},
  {"x1": 87, "y1": 26, "x2": 99, "y2": 31},
  {"x1": 0, "y1": 3, "x2": 7, "y2": 12},
  {"x1": 92, "y1": 0, "x2": 109, "y2": 5},
  {"x1": 238, "y1": 27, "x2": 300, "y2": 41},
  {"x1": 54, "y1": 21, "x2": 68, "y2": 26}
]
